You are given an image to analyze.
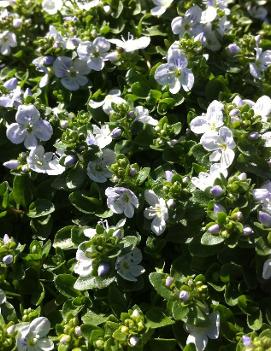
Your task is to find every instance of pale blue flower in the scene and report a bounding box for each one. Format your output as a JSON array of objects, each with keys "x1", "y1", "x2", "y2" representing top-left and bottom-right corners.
[
  {"x1": 27, "y1": 145, "x2": 65, "y2": 175},
  {"x1": 144, "y1": 190, "x2": 169, "y2": 235},
  {"x1": 16, "y1": 317, "x2": 54, "y2": 351},
  {"x1": 53, "y1": 56, "x2": 91, "y2": 91},
  {"x1": 105, "y1": 187, "x2": 139, "y2": 218},
  {"x1": 6, "y1": 104, "x2": 53, "y2": 149},
  {"x1": 249, "y1": 48, "x2": 271, "y2": 79},
  {"x1": 186, "y1": 312, "x2": 220, "y2": 351},
  {"x1": 155, "y1": 49, "x2": 194, "y2": 94},
  {"x1": 77, "y1": 37, "x2": 110, "y2": 71},
  {"x1": 200, "y1": 126, "x2": 236, "y2": 168},
  {"x1": 87, "y1": 148, "x2": 115, "y2": 183},
  {"x1": 115, "y1": 248, "x2": 145, "y2": 281}
]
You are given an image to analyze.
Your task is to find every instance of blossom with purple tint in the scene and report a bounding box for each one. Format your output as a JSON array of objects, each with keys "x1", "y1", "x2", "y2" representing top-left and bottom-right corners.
[
  {"x1": 6, "y1": 104, "x2": 53, "y2": 149},
  {"x1": 53, "y1": 56, "x2": 91, "y2": 91},
  {"x1": 155, "y1": 49, "x2": 194, "y2": 94},
  {"x1": 105, "y1": 187, "x2": 139, "y2": 218}
]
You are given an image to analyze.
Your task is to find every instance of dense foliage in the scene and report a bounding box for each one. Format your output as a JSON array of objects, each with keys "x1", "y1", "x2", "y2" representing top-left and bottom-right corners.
[{"x1": 1, "y1": 0, "x2": 271, "y2": 350}]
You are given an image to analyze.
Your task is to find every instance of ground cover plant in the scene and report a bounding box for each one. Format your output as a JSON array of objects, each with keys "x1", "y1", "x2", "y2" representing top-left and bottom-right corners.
[{"x1": 1, "y1": 0, "x2": 271, "y2": 350}]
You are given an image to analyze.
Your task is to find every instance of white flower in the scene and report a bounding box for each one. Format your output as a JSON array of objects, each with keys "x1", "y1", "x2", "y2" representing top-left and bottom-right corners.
[
  {"x1": 190, "y1": 100, "x2": 224, "y2": 136},
  {"x1": 0, "y1": 0, "x2": 16, "y2": 7},
  {"x1": 144, "y1": 190, "x2": 169, "y2": 235},
  {"x1": 87, "y1": 148, "x2": 115, "y2": 183},
  {"x1": 42, "y1": 0, "x2": 63, "y2": 15},
  {"x1": 133, "y1": 106, "x2": 158, "y2": 126},
  {"x1": 191, "y1": 163, "x2": 228, "y2": 191},
  {"x1": 262, "y1": 258, "x2": 271, "y2": 279},
  {"x1": 77, "y1": 37, "x2": 110, "y2": 71},
  {"x1": 16, "y1": 317, "x2": 54, "y2": 351},
  {"x1": 186, "y1": 312, "x2": 220, "y2": 351},
  {"x1": 74, "y1": 0, "x2": 100, "y2": 10},
  {"x1": 249, "y1": 48, "x2": 271, "y2": 79},
  {"x1": 27, "y1": 145, "x2": 65, "y2": 175},
  {"x1": 89, "y1": 89, "x2": 126, "y2": 115},
  {"x1": 253, "y1": 181, "x2": 271, "y2": 204},
  {"x1": 6, "y1": 105, "x2": 53, "y2": 149},
  {"x1": 115, "y1": 248, "x2": 145, "y2": 281},
  {"x1": 74, "y1": 242, "x2": 94, "y2": 277},
  {"x1": 151, "y1": 0, "x2": 173, "y2": 17},
  {"x1": 155, "y1": 49, "x2": 194, "y2": 94},
  {"x1": 108, "y1": 34, "x2": 150, "y2": 53},
  {"x1": 0, "y1": 30, "x2": 16, "y2": 55},
  {"x1": 86, "y1": 124, "x2": 112, "y2": 149},
  {"x1": 105, "y1": 187, "x2": 139, "y2": 218},
  {"x1": 53, "y1": 56, "x2": 91, "y2": 91},
  {"x1": 200, "y1": 6, "x2": 217, "y2": 24},
  {"x1": 171, "y1": 6, "x2": 203, "y2": 38},
  {"x1": 201, "y1": 126, "x2": 236, "y2": 168},
  {"x1": 252, "y1": 95, "x2": 271, "y2": 122},
  {"x1": 0, "y1": 86, "x2": 22, "y2": 108}
]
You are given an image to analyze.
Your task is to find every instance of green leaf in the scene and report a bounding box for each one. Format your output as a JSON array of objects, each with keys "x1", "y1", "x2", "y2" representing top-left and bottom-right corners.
[
  {"x1": 69, "y1": 191, "x2": 102, "y2": 214},
  {"x1": 149, "y1": 272, "x2": 171, "y2": 300},
  {"x1": 247, "y1": 309, "x2": 262, "y2": 331},
  {"x1": 66, "y1": 165, "x2": 86, "y2": 190},
  {"x1": 74, "y1": 276, "x2": 116, "y2": 290},
  {"x1": 55, "y1": 274, "x2": 79, "y2": 298},
  {"x1": 201, "y1": 232, "x2": 225, "y2": 246},
  {"x1": 171, "y1": 301, "x2": 189, "y2": 321},
  {"x1": 146, "y1": 307, "x2": 174, "y2": 329},
  {"x1": 12, "y1": 175, "x2": 32, "y2": 207},
  {"x1": 82, "y1": 310, "x2": 109, "y2": 326},
  {"x1": 150, "y1": 339, "x2": 177, "y2": 351},
  {"x1": 27, "y1": 199, "x2": 55, "y2": 218},
  {"x1": 53, "y1": 225, "x2": 76, "y2": 250}
]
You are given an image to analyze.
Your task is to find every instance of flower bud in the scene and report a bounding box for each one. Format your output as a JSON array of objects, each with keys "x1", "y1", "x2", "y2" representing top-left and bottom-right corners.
[
  {"x1": 238, "y1": 173, "x2": 247, "y2": 181},
  {"x1": 3, "y1": 234, "x2": 11, "y2": 245},
  {"x1": 97, "y1": 263, "x2": 110, "y2": 277},
  {"x1": 167, "y1": 199, "x2": 174, "y2": 208},
  {"x1": 227, "y1": 43, "x2": 241, "y2": 55},
  {"x1": 130, "y1": 168, "x2": 137, "y2": 176},
  {"x1": 229, "y1": 108, "x2": 240, "y2": 117},
  {"x1": 165, "y1": 276, "x2": 173, "y2": 287},
  {"x1": 64, "y1": 155, "x2": 77, "y2": 167},
  {"x1": 60, "y1": 120, "x2": 69, "y2": 129},
  {"x1": 165, "y1": 170, "x2": 173, "y2": 182},
  {"x1": 213, "y1": 203, "x2": 226, "y2": 214},
  {"x1": 129, "y1": 336, "x2": 139, "y2": 347},
  {"x1": 208, "y1": 224, "x2": 220, "y2": 234},
  {"x1": 243, "y1": 226, "x2": 254, "y2": 236},
  {"x1": 249, "y1": 132, "x2": 259, "y2": 140},
  {"x1": 60, "y1": 335, "x2": 71, "y2": 344},
  {"x1": 210, "y1": 185, "x2": 223, "y2": 197},
  {"x1": 103, "y1": 5, "x2": 111, "y2": 13},
  {"x1": 3, "y1": 160, "x2": 20, "y2": 169},
  {"x1": 259, "y1": 211, "x2": 271, "y2": 227},
  {"x1": 242, "y1": 335, "x2": 252, "y2": 347},
  {"x1": 74, "y1": 326, "x2": 81, "y2": 336},
  {"x1": 179, "y1": 290, "x2": 190, "y2": 301},
  {"x1": 234, "y1": 211, "x2": 243, "y2": 221},
  {"x1": 131, "y1": 309, "x2": 140, "y2": 319},
  {"x1": 13, "y1": 18, "x2": 22, "y2": 28},
  {"x1": 111, "y1": 127, "x2": 122, "y2": 139},
  {"x1": 2, "y1": 254, "x2": 13, "y2": 265}
]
